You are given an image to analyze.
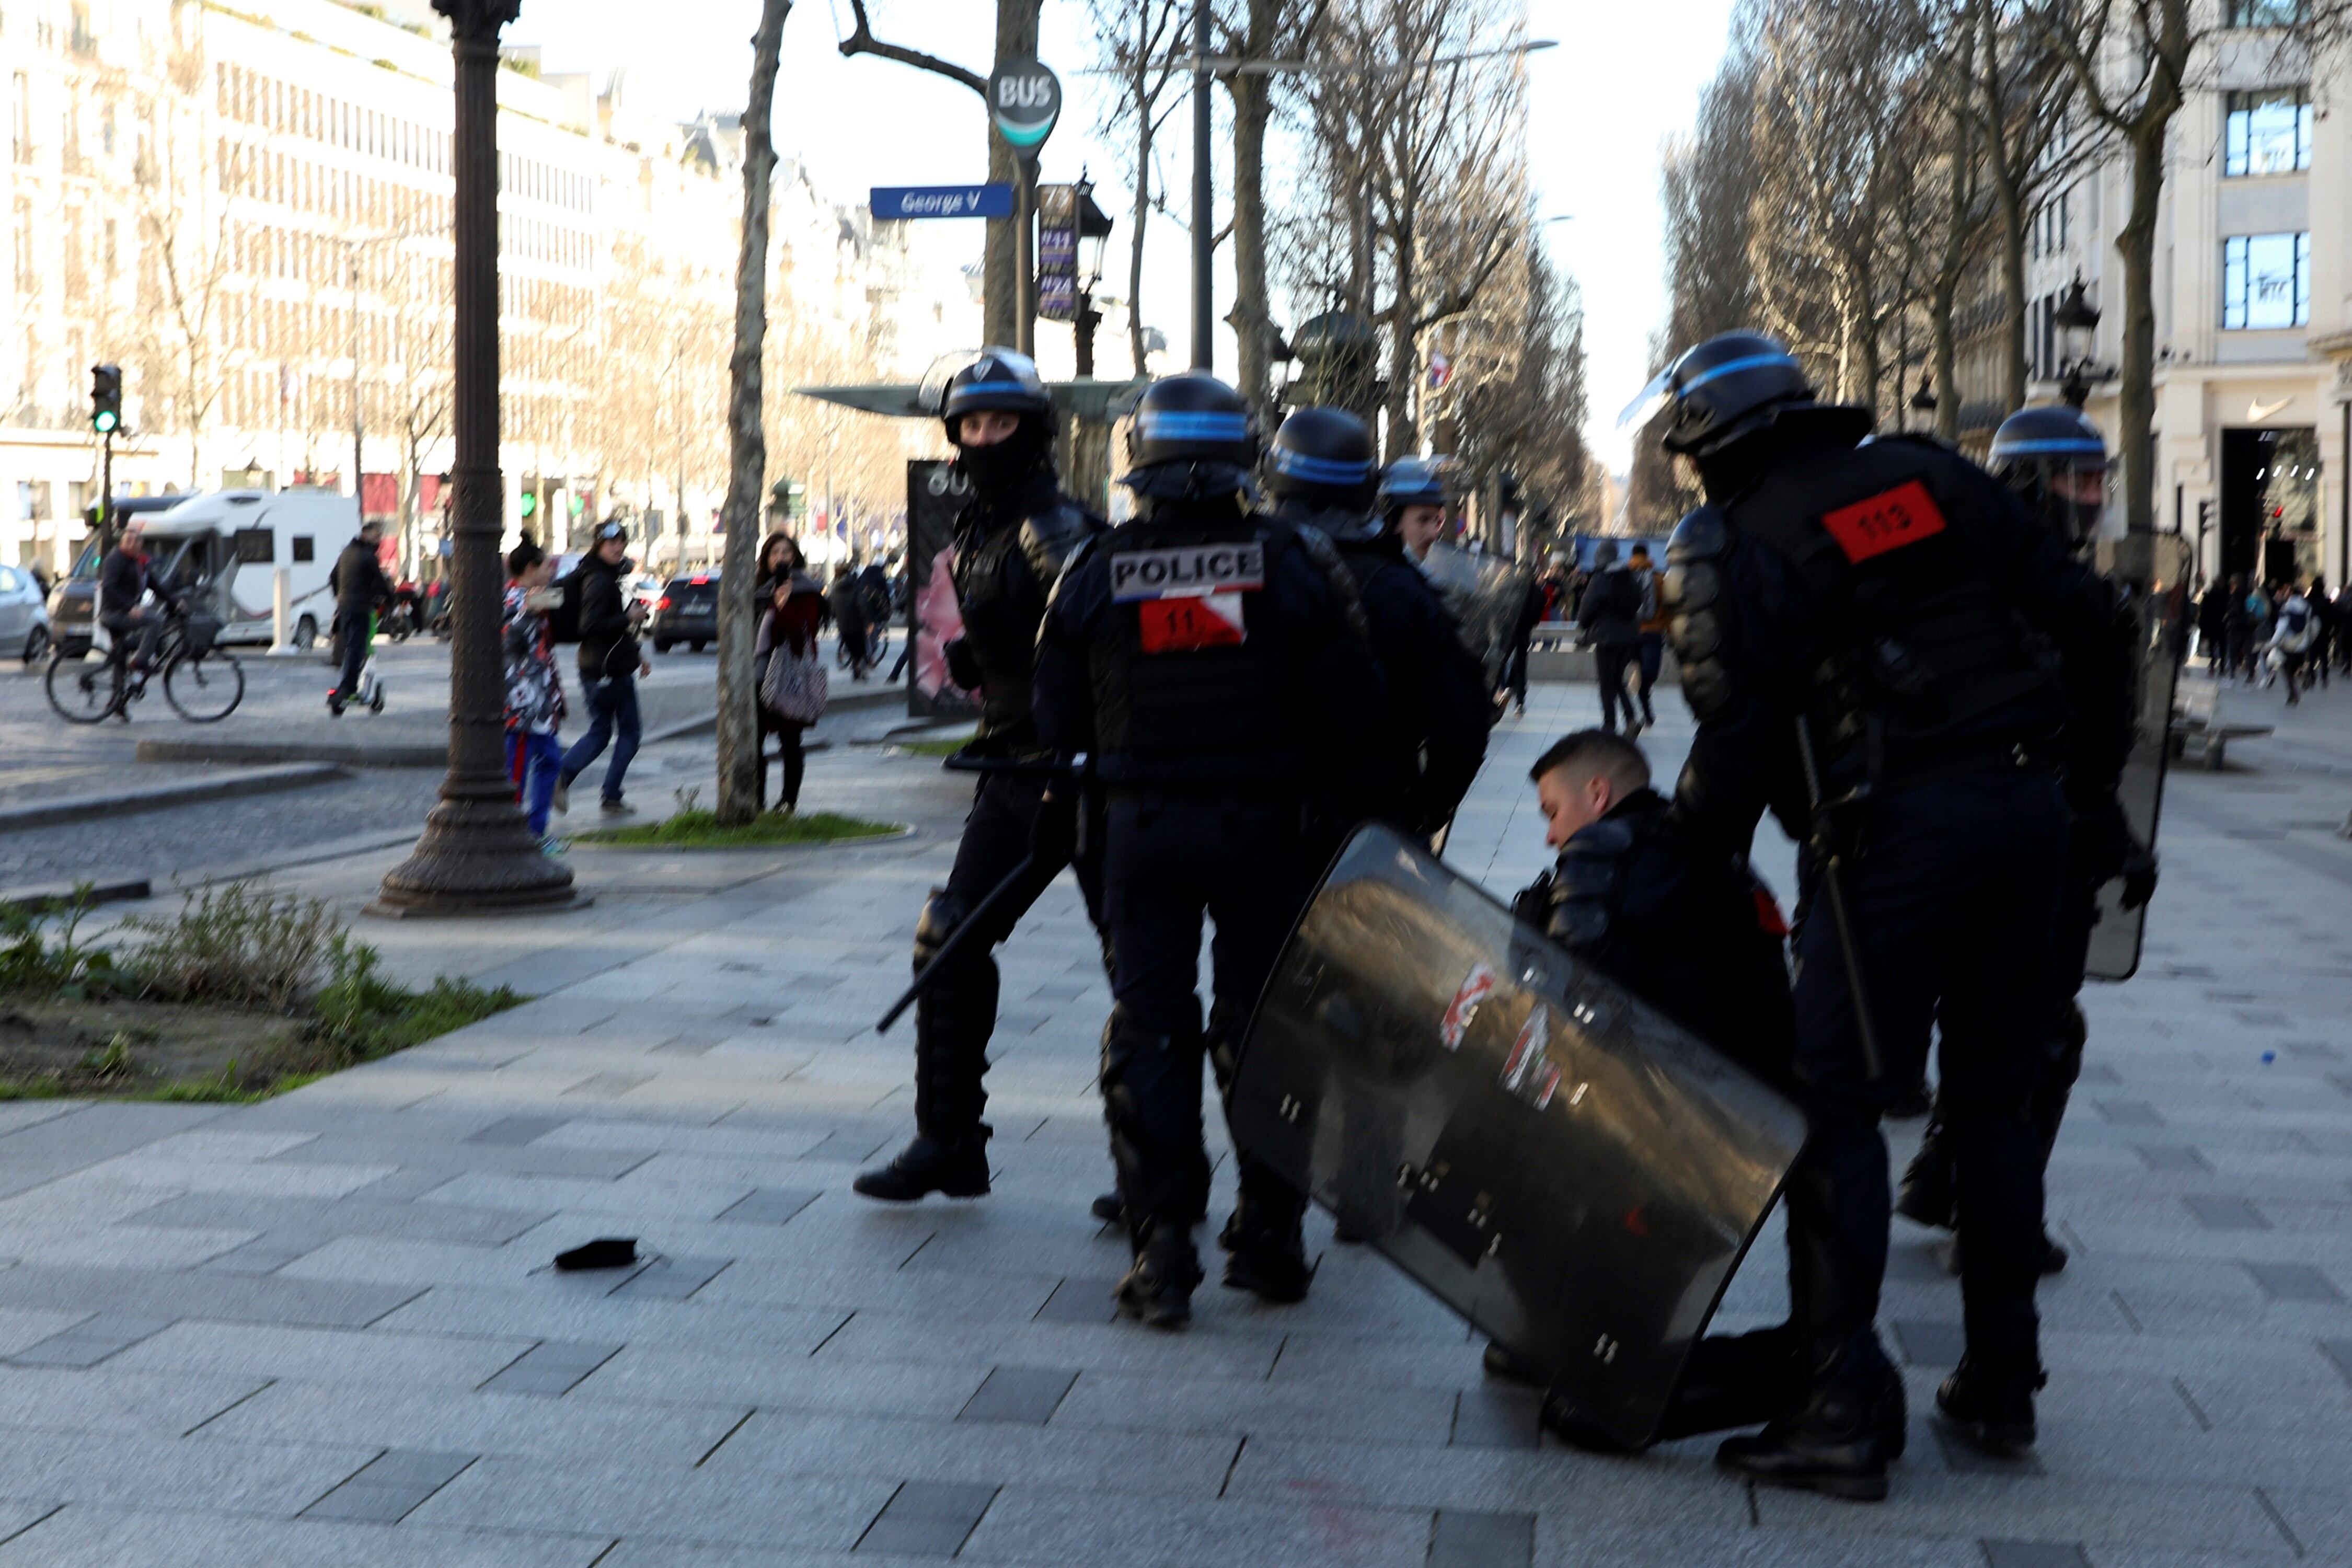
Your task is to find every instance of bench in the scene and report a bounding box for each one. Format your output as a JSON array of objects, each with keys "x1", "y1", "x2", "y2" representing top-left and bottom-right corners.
[{"x1": 2171, "y1": 675, "x2": 2272, "y2": 771}]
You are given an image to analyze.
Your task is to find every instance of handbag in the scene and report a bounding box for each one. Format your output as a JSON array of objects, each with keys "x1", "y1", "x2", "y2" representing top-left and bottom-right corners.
[{"x1": 761, "y1": 639, "x2": 827, "y2": 724}]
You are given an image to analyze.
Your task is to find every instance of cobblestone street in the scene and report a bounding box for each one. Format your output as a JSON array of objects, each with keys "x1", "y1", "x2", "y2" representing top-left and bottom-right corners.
[{"x1": 0, "y1": 673, "x2": 2341, "y2": 1564}]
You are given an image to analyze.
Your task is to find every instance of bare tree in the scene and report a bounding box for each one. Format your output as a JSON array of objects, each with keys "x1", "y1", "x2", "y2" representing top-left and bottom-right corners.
[
  {"x1": 1087, "y1": 0, "x2": 1187, "y2": 375},
  {"x1": 716, "y1": 0, "x2": 794, "y2": 826},
  {"x1": 838, "y1": 0, "x2": 1041, "y2": 347}
]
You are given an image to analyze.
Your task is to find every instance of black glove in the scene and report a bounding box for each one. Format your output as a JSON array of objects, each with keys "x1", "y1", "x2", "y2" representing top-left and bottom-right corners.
[
  {"x1": 943, "y1": 636, "x2": 982, "y2": 692},
  {"x1": 1030, "y1": 791, "x2": 1079, "y2": 868},
  {"x1": 1510, "y1": 870, "x2": 1555, "y2": 929},
  {"x1": 2117, "y1": 833, "x2": 2159, "y2": 911}
]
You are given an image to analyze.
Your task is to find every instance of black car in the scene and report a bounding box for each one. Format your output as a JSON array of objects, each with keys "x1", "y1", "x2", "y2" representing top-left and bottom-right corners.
[{"x1": 649, "y1": 572, "x2": 718, "y2": 653}]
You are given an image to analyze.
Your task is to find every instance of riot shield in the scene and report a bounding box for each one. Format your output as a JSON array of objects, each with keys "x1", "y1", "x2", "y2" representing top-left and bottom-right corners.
[
  {"x1": 1230, "y1": 823, "x2": 1806, "y2": 1450},
  {"x1": 1417, "y1": 543, "x2": 1530, "y2": 691},
  {"x1": 2085, "y1": 535, "x2": 2190, "y2": 982}
]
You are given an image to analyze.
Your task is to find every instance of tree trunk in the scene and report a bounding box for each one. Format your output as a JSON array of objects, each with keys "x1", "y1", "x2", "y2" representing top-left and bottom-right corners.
[
  {"x1": 715, "y1": 0, "x2": 792, "y2": 827},
  {"x1": 1993, "y1": 174, "x2": 2027, "y2": 413},
  {"x1": 1384, "y1": 215, "x2": 1417, "y2": 460},
  {"x1": 1128, "y1": 83, "x2": 1153, "y2": 375},
  {"x1": 983, "y1": 0, "x2": 1043, "y2": 347},
  {"x1": 1931, "y1": 273, "x2": 1960, "y2": 443},
  {"x1": 1227, "y1": 0, "x2": 1277, "y2": 417},
  {"x1": 2116, "y1": 119, "x2": 2166, "y2": 536}
]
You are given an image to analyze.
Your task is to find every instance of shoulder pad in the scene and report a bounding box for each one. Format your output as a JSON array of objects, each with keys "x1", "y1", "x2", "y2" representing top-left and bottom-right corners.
[
  {"x1": 1018, "y1": 501, "x2": 1098, "y2": 585},
  {"x1": 1667, "y1": 506, "x2": 1728, "y2": 564},
  {"x1": 1041, "y1": 533, "x2": 1103, "y2": 616}
]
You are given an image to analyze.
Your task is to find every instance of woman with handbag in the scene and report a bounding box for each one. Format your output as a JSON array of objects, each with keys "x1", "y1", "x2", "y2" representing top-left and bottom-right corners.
[{"x1": 756, "y1": 568, "x2": 828, "y2": 811}]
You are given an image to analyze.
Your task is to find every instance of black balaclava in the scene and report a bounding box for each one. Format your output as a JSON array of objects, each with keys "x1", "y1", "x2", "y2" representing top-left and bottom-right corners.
[{"x1": 954, "y1": 412, "x2": 1054, "y2": 502}]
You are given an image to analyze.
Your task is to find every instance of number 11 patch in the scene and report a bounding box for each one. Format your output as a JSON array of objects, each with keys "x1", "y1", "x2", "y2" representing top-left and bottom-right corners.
[
  {"x1": 1138, "y1": 591, "x2": 1247, "y2": 652},
  {"x1": 1820, "y1": 479, "x2": 1947, "y2": 563}
]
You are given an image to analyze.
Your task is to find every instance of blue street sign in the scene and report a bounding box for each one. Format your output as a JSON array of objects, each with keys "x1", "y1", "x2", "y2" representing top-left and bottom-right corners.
[{"x1": 872, "y1": 184, "x2": 1013, "y2": 221}]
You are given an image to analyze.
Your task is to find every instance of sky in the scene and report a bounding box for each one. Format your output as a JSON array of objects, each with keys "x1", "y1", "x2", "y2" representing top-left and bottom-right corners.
[{"x1": 506, "y1": 0, "x2": 1741, "y2": 474}]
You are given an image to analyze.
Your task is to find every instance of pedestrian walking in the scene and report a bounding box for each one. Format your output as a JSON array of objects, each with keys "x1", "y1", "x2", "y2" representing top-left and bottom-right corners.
[
  {"x1": 2223, "y1": 575, "x2": 2252, "y2": 679},
  {"x1": 829, "y1": 562, "x2": 871, "y2": 679},
  {"x1": 2196, "y1": 579, "x2": 2229, "y2": 672},
  {"x1": 1576, "y1": 541, "x2": 1644, "y2": 734},
  {"x1": 556, "y1": 522, "x2": 649, "y2": 815},
  {"x1": 2266, "y1": 582, "x2": 2319, "y2": 705},
  {"x1": 754, "y1": 532, "x2": 803, "y2": 599},
  {"x1": 2306, "y1": 577, "x2": 2332, "y2": 690},
  {"x1": 755, "y1": 567, "x2": 827, "y2": 811},
  {"x1": 1629, "y1": 542, "x2": 1667, "y2": 727},
  {"x1": 501, "y1": 540, "x2": 567, "y2": 850}
]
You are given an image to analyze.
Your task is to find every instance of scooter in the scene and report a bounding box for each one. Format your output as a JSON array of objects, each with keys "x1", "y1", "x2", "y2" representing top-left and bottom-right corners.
[{"x1": 327, "y1": 616, "x2": 386, "y2": 716}]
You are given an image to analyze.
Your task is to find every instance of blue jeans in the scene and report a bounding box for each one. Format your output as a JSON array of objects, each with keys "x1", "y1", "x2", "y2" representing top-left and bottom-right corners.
[
  {"x1": 506, "y1": 729, "x2": 564, "y2": 837},
  {"x1": 561, "y1": 672, "x2": 640, "y2": 802}
]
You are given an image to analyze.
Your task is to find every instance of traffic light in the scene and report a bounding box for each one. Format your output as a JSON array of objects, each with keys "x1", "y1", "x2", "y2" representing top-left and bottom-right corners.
[
  {"x1": 518, "y1": 491, "x2": 538, "y2": 520},
  {"x1": 89, "y1": 363, "x2": 122, "y2": 436}
]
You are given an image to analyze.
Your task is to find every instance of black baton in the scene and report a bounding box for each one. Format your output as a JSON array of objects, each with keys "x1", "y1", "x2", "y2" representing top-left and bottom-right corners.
[
  {"x1": 874, "y1": 852, "x2": 1039, "y2": 1035},
  {"x1": 1794, "y1": 717, "x2": 1884, "y2": 1082}
]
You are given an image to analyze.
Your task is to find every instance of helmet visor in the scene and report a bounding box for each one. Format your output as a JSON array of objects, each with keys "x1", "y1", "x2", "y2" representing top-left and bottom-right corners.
[{"x1": 1617, "y1": 365, "x2": 1678, "y2": 431}]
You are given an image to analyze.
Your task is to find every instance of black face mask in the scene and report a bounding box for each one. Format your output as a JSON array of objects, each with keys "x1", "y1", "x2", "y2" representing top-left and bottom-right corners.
[{"x1": 954, "y1": 417, "x2": 1050, "y2": 500}]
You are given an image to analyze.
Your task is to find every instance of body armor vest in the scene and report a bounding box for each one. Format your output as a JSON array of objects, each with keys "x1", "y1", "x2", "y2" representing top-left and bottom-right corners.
[
  {"x1": 1727, "y1": 437, "x2": 2061, "y2": 772},
  {"x1": 952, "y1": 485, "x2": 1097, "y2": 744},
  {"x1": 1086, "y1": 508, "x2": 1304, "y2": 785}
]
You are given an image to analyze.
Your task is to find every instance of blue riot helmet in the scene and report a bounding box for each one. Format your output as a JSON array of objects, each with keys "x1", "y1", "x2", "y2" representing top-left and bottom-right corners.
[
  {"x1": 1266, "y1": 407, "x2": 1378, "y2": 512},
  {"x1": 1990, "y1": 404, "x2": 2109, "y2": 547},
  {"x1": 1377, "y1": 456, "x2": 1447, "y2": 518},
  {"x1": 1119, "y1": 372, "x2": 1259, "y2": 505},
  {"x1": 1618, "y1": 331, "x2": 1866, "y2": 462}
]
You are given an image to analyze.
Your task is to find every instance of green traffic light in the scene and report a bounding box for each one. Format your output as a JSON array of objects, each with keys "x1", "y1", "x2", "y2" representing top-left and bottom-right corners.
[
  {"x1": 519, "y1": 493, "x2": 538, "y2": 518},
  {"x1": 93, "y1": 411, "x2": 118, "y2": 434}
]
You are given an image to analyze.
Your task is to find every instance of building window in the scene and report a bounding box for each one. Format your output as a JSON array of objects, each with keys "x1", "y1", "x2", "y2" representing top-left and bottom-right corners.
[
  {"x1": 2227, "y1": 0, "x2": 2309, "y2": 22},
  {"x1": 2222, "y1": 233, "x2": 2311, "y2": 328},
  {"x1": 2225, "y1": 88, "x2": 2312, "y2": 175}
]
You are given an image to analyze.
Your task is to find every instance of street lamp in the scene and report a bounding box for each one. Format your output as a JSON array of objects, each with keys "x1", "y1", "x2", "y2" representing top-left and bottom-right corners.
[
  {"x1": 2054, "y1": 272, "x2": 2105, "y2": 409},
  {"x1": 1071, "y1": 172, "x2": 1113, "y2": 379},
  {"x1": 373, "y1": 0, "x2": 577, "y2": 916}
]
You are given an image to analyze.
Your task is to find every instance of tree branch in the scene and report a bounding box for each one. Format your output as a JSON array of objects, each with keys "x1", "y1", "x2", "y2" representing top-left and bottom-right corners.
[{"x1": 837, "y1": 0, "x2": 986, "y2": 95}]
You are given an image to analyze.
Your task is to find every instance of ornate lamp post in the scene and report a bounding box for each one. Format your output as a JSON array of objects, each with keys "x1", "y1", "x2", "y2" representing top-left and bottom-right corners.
[
  {"x1": 2054, "y1": 273, "x2": 2106, "y2": 410},
  {"x1": 372, "y1": 0, "x2": 577, "y2": 915}
]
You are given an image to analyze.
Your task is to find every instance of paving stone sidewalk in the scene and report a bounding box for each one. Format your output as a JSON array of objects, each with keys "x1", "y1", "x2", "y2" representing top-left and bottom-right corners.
[{"x1": 0, "y1": 677, "x2": 2345, "y2": 1566}]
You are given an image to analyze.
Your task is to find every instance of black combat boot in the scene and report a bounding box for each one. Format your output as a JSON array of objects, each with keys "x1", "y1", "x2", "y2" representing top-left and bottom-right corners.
[
  {"x1": 1218, "y1": 1181, "x2": 1313, "y2": 1304},
  {"x1": 1483, "y1": 1342, "x2": 1538, "y2": 1383},
  {"x1": 1714, "y1": 1347, "x2": 1907, "y2": 1502},
  {"x1": 851, "y1": 1129, "x2": 990, "y2": 1201},
  {"x1": 1116, "y1": 1221, "x2": 1202, "y2": 1330},
  {"x1": 1935, "y1": 1354, "x2": 2044, "y2": 1457}
]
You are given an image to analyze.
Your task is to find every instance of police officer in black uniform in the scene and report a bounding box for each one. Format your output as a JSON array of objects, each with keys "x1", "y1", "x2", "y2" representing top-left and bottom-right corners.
[
  {"x1": 856, "y1": 350, "x2": 1106, "y2": 1203},
  {"x1": 1032, "y1": 372, "x2": 1382, "y2": 1328},
  {"x1": 1633, "y1": 332, "x2": 2125, "y2": 1500},
  {"x1": 1896, "y1": 405, "x2": 2157, "y2": 1271},
  {"x1": 1497, "y1": 727, "x2": 1803, "y2": 1445},
  {"x1": 1264, "y1": 407, "x2": 1490, "y2": 843}
]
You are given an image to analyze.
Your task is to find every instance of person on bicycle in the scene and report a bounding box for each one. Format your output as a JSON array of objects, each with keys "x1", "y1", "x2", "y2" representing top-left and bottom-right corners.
[
  {"x1": 329, "y1": 521, "x2": 395, "y2": 704},
  {"x1": 99, "y1": 522, "x2": 174, "y2": 677}
]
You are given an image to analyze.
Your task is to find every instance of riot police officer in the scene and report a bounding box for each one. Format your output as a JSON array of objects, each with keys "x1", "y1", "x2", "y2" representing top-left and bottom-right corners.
[
  {"x1": 1896, "y1": 405, "x2": 2157, "y2": 1271},
  {"x1": 1265, "y1": 407, "x2": 1489, "y2": 843},
  {"x1": 1032, "y1": 372, "x2": 1382, "y2": 1328},
  {"x1": 1378, "y1": 457, "x2": 1449, "y2": 563},
  {"x1": 1499, "y1": 727, "x2": 1803, "y2": 1446},
  {"x1": 1632, "y1": 332, "x2": 2125, "y2": 1498},
  {"x1": 855, "y1": 349, "x2": 1106, "y2": 1204}
]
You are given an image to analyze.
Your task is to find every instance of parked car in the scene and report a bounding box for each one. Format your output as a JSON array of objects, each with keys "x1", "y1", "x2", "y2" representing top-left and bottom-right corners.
[
  {"x1": 648, "y1": 572, "x2": 718, "y2": 653},
  {"x1": 0, "y1": 562, "x2": 50, "y2": 664}
]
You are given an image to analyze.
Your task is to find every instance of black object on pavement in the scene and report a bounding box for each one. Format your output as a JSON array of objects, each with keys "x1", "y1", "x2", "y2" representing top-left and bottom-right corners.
[{"x1": 554, "y1": 1237, "x2": 638, "y2": 1271}]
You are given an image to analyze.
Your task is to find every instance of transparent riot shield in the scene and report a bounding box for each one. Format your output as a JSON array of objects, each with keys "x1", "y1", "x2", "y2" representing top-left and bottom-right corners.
[
  {"x1": 1417, "y1": 543, "x2": 1530, "y2": 691},
  {"x1": 1229, "y1": 823, "x2": 1807, "y2": 1450},
  {"x1": 2085, "y1": 535, "x2": 2191, "y2": 983}
]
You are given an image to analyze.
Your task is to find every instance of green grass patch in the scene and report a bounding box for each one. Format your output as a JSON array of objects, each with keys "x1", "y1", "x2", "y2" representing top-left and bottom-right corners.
[
  {"x1": 571, "y1": 808, "x2": 902, "y2": 849},
  {"x1": 896, "y1": 738, "x2": 972, "y2": 758}
]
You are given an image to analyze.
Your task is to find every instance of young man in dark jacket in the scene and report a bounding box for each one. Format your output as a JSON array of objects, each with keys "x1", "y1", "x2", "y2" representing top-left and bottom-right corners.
[
  {"x1": 99, "y1": 521, "x2": 172, "y2": 674},
  {"x1": 557, "y1": 522, "x2": 649, "y2": 814},
  {"x1": 1575, "y1": 541, "x2": 1645, "y2": 734},
  {"x1": 328, "y1": 521, "x2": 394, "y2": 701}
]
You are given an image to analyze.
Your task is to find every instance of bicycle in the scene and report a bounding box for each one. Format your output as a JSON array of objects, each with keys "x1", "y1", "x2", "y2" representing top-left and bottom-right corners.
[{"x1": 46, "y1": 606, "x2": 246, "y2": 725}]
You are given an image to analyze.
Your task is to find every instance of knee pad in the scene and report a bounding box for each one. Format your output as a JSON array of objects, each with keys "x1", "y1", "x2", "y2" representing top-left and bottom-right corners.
[{"x1": 912, "y1": 889, "x2": 968, "y2": 974}]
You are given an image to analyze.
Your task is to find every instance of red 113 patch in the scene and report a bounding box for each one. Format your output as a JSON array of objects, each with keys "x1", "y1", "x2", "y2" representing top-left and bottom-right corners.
[{"x1": 1819, "y1": 479, "x2": 1947, "y2": 563}]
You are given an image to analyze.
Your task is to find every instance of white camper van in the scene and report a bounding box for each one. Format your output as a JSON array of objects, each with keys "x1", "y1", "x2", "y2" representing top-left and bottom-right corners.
[{"x1": 141, "y1": 490, "x2": 362, "y2": 647}]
